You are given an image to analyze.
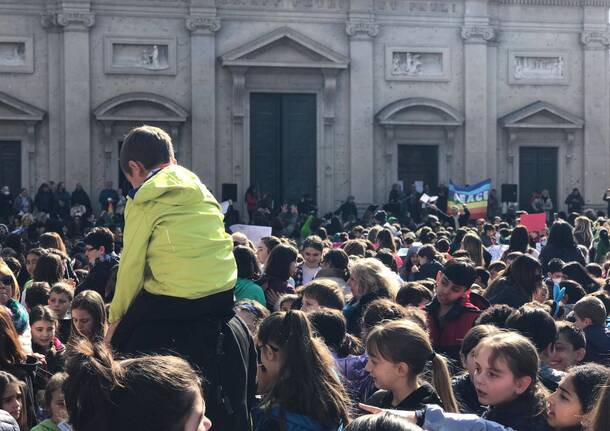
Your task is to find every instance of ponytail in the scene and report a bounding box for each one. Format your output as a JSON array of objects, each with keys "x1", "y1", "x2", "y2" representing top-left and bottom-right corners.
[
  {"x1": 429, "y1": 353, "x2": 458, "y2": 413},
  {"x1": 64, "y1": 339, "x2": 123, "y2": 431},
  {"x1": 366, "y1": 320, "x2": 458, "y2": 413}
]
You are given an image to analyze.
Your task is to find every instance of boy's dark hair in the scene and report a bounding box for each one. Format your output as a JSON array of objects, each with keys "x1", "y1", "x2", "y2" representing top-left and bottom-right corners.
[
  {"x1": 361, "y1": 298, "x2": 406, "y2": 336},
  {"x1": 233, "y1": 245, "x2": 261, "y2": 280},
  {"x1": 396, "y1": 283, "x2": 432, "y2": 307},
  {"x1": 50, "y1": 282, "x2": 75, "y2": 302},
  {"x1": 442, "y1": 258, "x2": 477, "y2": 289},
  {"x1": 556, "y1": 321, "x2": 586, "y2": 351},
  {"x1": 586, "y1": 263, "x2": 603, "y2": 278},
  {"x1": 321, "y1": 249, "x2": 349, "y2": 280},
  {"x1": 417, "y1": 244, "x2": 437, "y2": 261},
  {"x1": 25, "y1": 282, "x2": 51, "y2": 310},
  {"x1": 505, "y1": 304, "x2": 557, "y2": 352},
  {"x1": 475, "y1": 304, "x2": 515, "y2": 328},
  {"x1": 590, "y1": 291, "x2": 610, "y2": 316},
  {"x1": 483, "y1": 223, "x2": 495, "y2": 233},
  {"x1": 84, "y1": 227, "x2": 115, "y2": 254},
  {"x1": 298, "y1": 279, "x2": 344, "y2": 310},
  {"x1": 302, "y1": 235, "x2": 324, "y2": 253},
  {"x1": 119, "y1": 125, "x2": 174, "y2": 175},
  {"x1": 574, "y1": 296, "x2": 607, "y2": 326}
]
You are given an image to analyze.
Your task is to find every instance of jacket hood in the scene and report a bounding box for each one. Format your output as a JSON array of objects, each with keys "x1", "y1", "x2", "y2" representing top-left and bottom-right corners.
[
  {"x1": 133, "y1": 165, "x2": 217, "y2": 209},
  {"x1": 0, "y1": 410, "x2": 19, "y2": 431}
]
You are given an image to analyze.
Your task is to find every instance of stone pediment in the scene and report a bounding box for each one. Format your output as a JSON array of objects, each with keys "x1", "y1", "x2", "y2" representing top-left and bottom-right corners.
[
  {"x1": 499, "y1": 101, "x2": 583, "y2": 129},
  {"x1": 220, "y1": 27, "x2": 349, "y2": 70},
  {"x1": 376, "y1": 98, "x2": 464, "y2": 127},
  {"x1": 0, "y1": 92, "x2": 45, "y2": 123},
  {"x1": 93, "y1": 92, "x2": 188, "y2": 123}
]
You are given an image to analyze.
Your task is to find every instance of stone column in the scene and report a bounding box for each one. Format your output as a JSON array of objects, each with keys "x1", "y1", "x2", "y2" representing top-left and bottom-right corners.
[
  {"x1": 461, "y1": 0, "x2": 496, "y2": 184},
  {"x1": 581, "y1": 9, "x2": 610, "y2": 205},
  {"x1": 322, "y1": 69, "x2": 339, "y2": 212},
  {"x1": 57, "y1": 10, "x2": 95, "y2": 192},
  {"x1": 41, "y1": 12, "x2": 63, "y2": 183},
  {"x1": 346, "y1": 1, "x2": 378, "y2": 205},
  {"x1": 186, "y1": 13, "x2": 221, "y2": 194}
]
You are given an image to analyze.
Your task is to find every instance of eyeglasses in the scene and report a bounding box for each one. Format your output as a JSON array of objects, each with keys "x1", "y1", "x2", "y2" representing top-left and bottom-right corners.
[
  {"x1": 256, "y1": 343, "x2": 279, "y2": 365},
  {"x1": 0, "y1": 276, "x2": 12, "y2": 286}
]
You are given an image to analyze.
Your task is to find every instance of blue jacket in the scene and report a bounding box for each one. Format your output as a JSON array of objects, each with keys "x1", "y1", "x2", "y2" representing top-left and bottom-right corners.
[
  {"x1": 422, "y1": 405, "x2": 516, "y2": 431},
  {"x1": 583, "y1": 325, "x2": 610, "y2": 366},
  {"x1": 253, "y1": 407, "x2": 342, "y2": 431}
]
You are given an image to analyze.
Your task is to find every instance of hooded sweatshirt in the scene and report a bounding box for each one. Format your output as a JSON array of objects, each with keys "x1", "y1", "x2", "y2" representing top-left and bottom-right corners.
[{"x1": 109, "y1": 164, "x2": 237, "y2": 323}]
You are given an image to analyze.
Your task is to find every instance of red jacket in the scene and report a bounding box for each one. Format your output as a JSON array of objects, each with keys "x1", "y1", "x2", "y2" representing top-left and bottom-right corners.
[{"x1": 426, "y1": 291, "x2": 481, "y2": 363}]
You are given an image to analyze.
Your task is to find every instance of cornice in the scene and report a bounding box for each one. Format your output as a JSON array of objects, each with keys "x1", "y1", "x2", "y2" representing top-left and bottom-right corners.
[{"x1": 495, "y1": 0, "x2": 610, "y2": 6}]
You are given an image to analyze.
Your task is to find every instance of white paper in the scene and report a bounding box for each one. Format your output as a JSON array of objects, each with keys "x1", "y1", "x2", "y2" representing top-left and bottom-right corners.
[
  {"x1": 229, "y1": 224, "x2": 272, "y2": 246},
  {"x1": 420, "y1": 193, "x2": 430, "y2": 203},
  {"x1": 220, "y1": 200, "x2": 231, "y2": 215},
  {"x1": 415, "y1": 181, "x2": 424, "y2": 194},
  {"x1": 429, "y1": 195, "x2": 438, "y2": 203}
]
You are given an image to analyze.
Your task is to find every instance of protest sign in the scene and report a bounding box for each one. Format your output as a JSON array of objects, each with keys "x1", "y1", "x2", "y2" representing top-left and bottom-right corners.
[
  {"x1": 229, "y1": 224, "x2": 272, "y2": 246},
  {"x1": 448, "y1": 179, "x2": 491, "y2": 220},
  {"x1": 520, "y1": 213, "x2": 547, "y2": 232}
]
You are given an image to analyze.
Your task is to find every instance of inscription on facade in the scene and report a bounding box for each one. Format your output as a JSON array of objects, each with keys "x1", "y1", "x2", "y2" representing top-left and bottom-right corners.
[
  {"x1": 217, "y1": 0, "x2": 348, "y2": 10},
  {"x1": 376, "y1": 0, "x2": 458, "y2": 14}
]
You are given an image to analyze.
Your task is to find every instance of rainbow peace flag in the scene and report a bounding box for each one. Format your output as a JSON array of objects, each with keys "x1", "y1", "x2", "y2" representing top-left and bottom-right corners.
[{"x1": 448, "y1": 179, "x2": 491, "y2": 220}]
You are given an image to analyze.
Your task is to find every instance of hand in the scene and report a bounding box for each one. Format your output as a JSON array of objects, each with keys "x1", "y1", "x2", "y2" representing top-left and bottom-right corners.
[
  {"x1": 104, "y1": 320, "x2": 120, "y2": 346},
  {"x1": 31, "y1": 352, "x2": 46, "y2": 366},
  {"x1": 358, "y1": 404, "x2": 417, "y2": 423}
]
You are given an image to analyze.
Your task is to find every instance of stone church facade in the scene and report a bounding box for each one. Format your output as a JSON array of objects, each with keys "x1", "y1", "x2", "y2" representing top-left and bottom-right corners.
[{"x1": 0, "y1": 0, "x2": 609, "y2": 214}]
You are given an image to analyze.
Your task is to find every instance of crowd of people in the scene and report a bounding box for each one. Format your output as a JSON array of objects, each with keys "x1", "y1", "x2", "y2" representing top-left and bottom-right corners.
[{"x1": 0, "y1": 125, "x2": 610, "y2": 431}]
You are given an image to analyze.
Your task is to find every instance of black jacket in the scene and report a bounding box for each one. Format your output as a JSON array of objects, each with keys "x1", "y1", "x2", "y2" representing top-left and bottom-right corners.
[
  {"x1": 485, "y1": 277, "x2": 531, "y2": 309},
  {"x1": 583, "y1": 325, "x2": 610, "y2": 366},
  {"x1": 75, "y1": 254, "x2": 120, "y2": 301},
  {"x1": 483, "y1": 390, "x2": 551, "y2": 431},
  {"x1": 111, "y1": 289, "x2": 256, "y2": 431},
  {"x1": 411, "y1": 259, "x2": 443, "y2": 282},
  {"x1": 452, "y1": 374, "x2": 484, "y2": 415}
]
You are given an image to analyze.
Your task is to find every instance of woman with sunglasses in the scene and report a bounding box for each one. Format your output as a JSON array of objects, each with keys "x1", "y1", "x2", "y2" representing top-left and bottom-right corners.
[
  {"x1": 0, "y1": 259, "x2": 31, "y2": 353},
  {"x1": 254, "y1": 310, "x2": 351, "y2": 430}
]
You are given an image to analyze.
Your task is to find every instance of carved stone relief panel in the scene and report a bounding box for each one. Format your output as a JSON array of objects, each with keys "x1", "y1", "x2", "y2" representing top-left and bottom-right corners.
[
  {"x1": 508, "y1": 50, "x2": 569, "y2": 85},
  {"x1": 0, "y1": 37, "x2": 33, "y2": 73},
  {"x1": 104, "y1": 37, "x2": 176, "y2": 75},
  {"x1": 385, "y1": 47, "x2": 449, "y2": 81}
]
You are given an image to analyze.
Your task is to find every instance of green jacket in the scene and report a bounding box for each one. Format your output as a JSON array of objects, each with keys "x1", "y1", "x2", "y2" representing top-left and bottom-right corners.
[
  {"x1": 109, "y1": 164, "x2": 237, "y2": 323},
  {"x1": 235, "y1": 278, "x2": 266, "y2": 306},
  {"x1": 31, "y1": 419, "x2": 61, "y2": 431}
]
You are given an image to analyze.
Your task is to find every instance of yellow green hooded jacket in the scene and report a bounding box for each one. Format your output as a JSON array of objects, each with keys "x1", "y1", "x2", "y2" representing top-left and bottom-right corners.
[{"x1": 108, "y1": 164, "x2": 237, "y2": 323}]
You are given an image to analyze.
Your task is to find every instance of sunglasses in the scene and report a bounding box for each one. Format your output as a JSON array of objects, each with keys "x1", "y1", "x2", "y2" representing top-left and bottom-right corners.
[
  {"x1": 0, "y1": 276, "x2": 12, "y2": 286},
  {"x1": 256, "y1": 343, "x2": 279, "y2": 365}
]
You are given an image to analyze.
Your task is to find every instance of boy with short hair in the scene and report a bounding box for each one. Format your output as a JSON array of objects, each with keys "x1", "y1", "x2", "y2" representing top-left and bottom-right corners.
[
  {"x1": 298, "y1": 279, "x2": 345, "y2": 313},
  {"x1": 505, "y1": 304, "x2": 565, "y2": 390},
  {"x1": 549, "y1": 321, "x2": 586, "y2": 372},
  {"x1": 48, "y1": 282, "x2": 74, "y2": 343},
  {"x1": 107, "y1": 125, "x2": 253, "y2": 431},
  {"x1": 573, "y1": 295, "x2": 610, "y2": 365},
  {"x1": 293, "y1": 235, "x2": 324, "y2": 287},
  {"x1": 425, "y1": 258, "x2": 481, "y2": 363}
]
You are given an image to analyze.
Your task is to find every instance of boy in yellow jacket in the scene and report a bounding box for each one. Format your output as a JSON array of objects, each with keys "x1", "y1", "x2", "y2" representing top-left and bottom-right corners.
[
  {"x1": 107, "y1": 125, "x2": 237, "y2": 338},
  {"x1": 106, "y1": 126, "x2": 253, "y2": 431}
]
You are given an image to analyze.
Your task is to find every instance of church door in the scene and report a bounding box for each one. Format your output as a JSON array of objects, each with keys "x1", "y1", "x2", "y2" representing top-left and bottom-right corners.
[
  {"x1": 519, "y1": 147, "x2": 558, "y2": 212},
  {"x1": 250, "y1": 93, "x2": 317, "y2": 207},
  {"x1": 397, "y1": 145, "x2": 439, "y2": 191},
  {"x1": 0, "y1": 141, "x2": 21, "y2": 194}
]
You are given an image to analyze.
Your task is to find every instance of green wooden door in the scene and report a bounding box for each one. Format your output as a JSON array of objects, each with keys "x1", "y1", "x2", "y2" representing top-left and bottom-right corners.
[
  {"x1": 397, "y1": 145, "x2": 439, "y2": 191},
  {"x1": 250, "y1": 93, "x2": 316, "y2": 206},
  {"x1": 519, "y1": 147, "x2": 558, "y2": 211},
  {"x1": 0, "y1": 141, "x2": 21, "y2": 194}
]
